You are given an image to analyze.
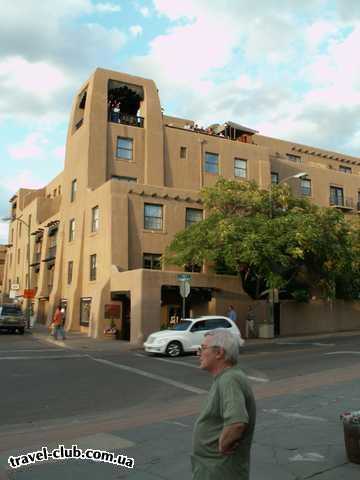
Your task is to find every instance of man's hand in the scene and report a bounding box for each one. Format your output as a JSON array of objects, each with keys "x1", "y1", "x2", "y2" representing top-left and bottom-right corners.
[{"x1": 219, "y1": 423, "x2": 246, "y2": 455}]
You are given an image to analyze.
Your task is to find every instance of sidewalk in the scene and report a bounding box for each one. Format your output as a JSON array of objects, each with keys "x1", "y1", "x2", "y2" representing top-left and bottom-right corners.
[
  {"x1": 30, "y1": 322, "x2": 360, "y2": 353},
  {"x1": 30, "y1": 323, "x2": 137, "y2": 353}
]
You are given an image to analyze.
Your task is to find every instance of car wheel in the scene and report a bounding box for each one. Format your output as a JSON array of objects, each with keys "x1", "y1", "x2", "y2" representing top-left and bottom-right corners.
[{"x1": 166, "y1": 341, "x2": 183, "y2": 358}]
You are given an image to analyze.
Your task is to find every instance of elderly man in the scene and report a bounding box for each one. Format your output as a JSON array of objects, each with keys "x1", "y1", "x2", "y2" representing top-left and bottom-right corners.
[{"x1": 192, "y1": 330, "x2": 256, "y2": 480}]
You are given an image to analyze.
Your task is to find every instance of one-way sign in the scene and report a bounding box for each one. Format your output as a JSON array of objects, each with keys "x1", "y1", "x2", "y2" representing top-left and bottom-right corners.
[{"x1": 177, "y1": 273, "x2": 192, "y2": 282}]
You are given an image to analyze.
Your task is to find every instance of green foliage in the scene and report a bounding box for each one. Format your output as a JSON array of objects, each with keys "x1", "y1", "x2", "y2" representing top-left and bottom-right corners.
[{"x1": 164, "y1": 178, "x2": 360, "y2": 301}]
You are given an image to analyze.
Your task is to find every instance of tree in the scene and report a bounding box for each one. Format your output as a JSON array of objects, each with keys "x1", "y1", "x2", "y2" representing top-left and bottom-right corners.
[{"x1": 164, "y1": 178, "x2": 360, "y2": 300}]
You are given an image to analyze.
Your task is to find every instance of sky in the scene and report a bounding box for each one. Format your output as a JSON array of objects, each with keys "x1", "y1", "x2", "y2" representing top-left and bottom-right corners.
[{"x1": 1, "y1": 0, "x2": 360, "y2": 242}]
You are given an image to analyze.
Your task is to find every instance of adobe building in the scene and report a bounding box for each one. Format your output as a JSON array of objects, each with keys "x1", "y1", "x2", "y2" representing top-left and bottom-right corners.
[
  {"x1": 2, "y1": 68, "x2": 360, "y2": 343},
  {"x1": 0, "y1": 245, "x2": 7, "y2": 295}
]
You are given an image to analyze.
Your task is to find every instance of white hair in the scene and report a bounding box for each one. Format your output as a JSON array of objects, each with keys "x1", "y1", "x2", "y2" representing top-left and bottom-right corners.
[{"x1": 205, "y1": 329, "x2": 240, "y2": 365}]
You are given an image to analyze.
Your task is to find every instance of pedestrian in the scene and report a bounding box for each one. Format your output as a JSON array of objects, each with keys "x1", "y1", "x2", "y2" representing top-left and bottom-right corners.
[
  {"x1": 192, "y1": 329, "x2": 256, "y2": 480},
  {"x1": 50, "y1": 304, "x2": 66, "y2": 341},
  {"x1": 246, "y1": 305, "x2": 256, "y2": 338},
  {"x1": 227, "y1": 305, "x2": 237, "y2": 322}
]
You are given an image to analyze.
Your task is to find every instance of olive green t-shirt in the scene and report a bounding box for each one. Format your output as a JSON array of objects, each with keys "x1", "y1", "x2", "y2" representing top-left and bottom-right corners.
[{"x1": 192, "y1": 366, "x2": 256, "y2": 480}]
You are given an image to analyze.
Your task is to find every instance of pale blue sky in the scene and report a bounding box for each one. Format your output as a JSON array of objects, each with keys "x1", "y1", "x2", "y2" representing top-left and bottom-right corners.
[{"x1": 1, "y1": 0, "x2": 360, "y2": 242}]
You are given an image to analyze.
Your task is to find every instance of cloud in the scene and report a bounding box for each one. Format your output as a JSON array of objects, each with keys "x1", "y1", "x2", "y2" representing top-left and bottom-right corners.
[
  {"x1": 7, "y1": 132, "x2": 49, "y2": 160},
  {"x1": 53, "y1": 145, "x2": 66, "y2": 160},
  {"x1": 94, "y1": 2, "x2": 121, "y2": 12},
  {"x1": 1, "y1": 170, "x2": 44, "y2": 193},
  {"x1": 129, "y1": 25, "x2": 143, "y2": 37},
  {"x1": 139, "y1": 6, "x2": 150, "y2": 17},
  {"x1": 0, "y1": 222, "x2": 10, "y2": 244}
]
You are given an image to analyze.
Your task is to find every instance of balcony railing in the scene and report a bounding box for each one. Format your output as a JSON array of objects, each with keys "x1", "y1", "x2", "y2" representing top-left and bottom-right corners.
[
  {"x1": 108, "y1": 110, "x2": 144, "y2": 128},
  {"x1": 329, "y1": 197, "x2": 354, "y2": 209}
]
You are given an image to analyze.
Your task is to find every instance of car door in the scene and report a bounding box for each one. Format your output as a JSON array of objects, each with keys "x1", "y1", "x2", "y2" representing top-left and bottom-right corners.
[{"x1": 188, "y1": 320, "x2": 208, "y2": 351}]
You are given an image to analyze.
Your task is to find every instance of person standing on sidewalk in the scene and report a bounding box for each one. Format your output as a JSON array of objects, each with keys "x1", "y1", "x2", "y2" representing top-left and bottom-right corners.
[
  {"x1": 192, "y1": 330, "x2": 256, "y2": 480},
  {"x1": 50, "y1": 304, "x2": 66, "y2": 341},
  {"x1": 227, "y1": 305, "x2": 237, "y2": 323}
]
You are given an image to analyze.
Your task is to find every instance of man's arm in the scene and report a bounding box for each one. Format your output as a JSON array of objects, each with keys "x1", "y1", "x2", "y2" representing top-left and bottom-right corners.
[{"x1": 219, "y1": 422, "x2": 246, "y2": 455}]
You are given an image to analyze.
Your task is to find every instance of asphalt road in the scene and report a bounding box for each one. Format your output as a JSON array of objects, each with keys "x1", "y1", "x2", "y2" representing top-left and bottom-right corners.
[{"x1": 0, "y1": 331, "x2": 359, "y2": 479}]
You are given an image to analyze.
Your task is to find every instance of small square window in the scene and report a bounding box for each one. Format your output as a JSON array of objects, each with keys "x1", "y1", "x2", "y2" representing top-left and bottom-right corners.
[
  {"x1": 117, "y1": 137, "x2": 133, "y2": 160},
  {"x1": 143, "y1": 253, "x2": 162, "y2": 270},
  {"x1": 144, "y1": 204, "x2": 163, "y2": 230},
  {"x1": 69, "y1": 218, "x2": 75, "y2": 242},
  {"x1": 339, "y1": 165, "x2": 352, "y2": 174},
  {"x1": 180, "y1": 146, "x2": 187, "y2": 159},
  {"x1": 271, "y1": 172, "x2": 279, "y2": 185},
  {"x1": 185, "y1": 208, "x2": 203, "y2": 228},
  {"x1": 234, "y1": 158, "x2": 247, "y2": 178},
  {"x1": 204, "y1": 152, "x2": 219, "y2": 174},
  {"x1": 91, "y1": 206, "x2": 99, "y2": 233},
  {"x1": 71, "y1": 179, "x2": 77, "y2": 202},
  {"x1": 90, "y1": 254, "x2": 97, "y2": 281},
  {"x1": 67, "y1": 261, "x2": 73, "y2": 285}
]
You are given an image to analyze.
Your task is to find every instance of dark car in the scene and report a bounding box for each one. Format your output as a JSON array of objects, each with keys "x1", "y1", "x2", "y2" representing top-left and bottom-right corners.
[{"x1": 0, "y1": 304, "x2": 26, "y2": 334}]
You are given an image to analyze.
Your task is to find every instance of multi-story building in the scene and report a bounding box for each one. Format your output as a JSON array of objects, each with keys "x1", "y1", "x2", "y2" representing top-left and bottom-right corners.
[{"x1": 3, "y1": 68, "x2": 360, "y2": 343}]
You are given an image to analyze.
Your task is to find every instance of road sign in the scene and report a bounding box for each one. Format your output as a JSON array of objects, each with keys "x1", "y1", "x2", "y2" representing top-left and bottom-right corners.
[
  {"x1": 180, "y1": 281, "x2": 190, "y2": 298},
  {"x1": 177, "y1": 274, "x2": 192, "y2": 282},
  {"x1": 11, "y1": 284, "x2": 20, "y2": 290},
  {"x1": 9, "y1": 290, "x2": 16, "y2": 299}
]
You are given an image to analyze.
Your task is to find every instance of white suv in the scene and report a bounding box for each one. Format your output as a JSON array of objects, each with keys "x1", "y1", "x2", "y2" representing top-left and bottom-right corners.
[{"x1": 144, "y1": 315, "x2": 244, "y2": 357}]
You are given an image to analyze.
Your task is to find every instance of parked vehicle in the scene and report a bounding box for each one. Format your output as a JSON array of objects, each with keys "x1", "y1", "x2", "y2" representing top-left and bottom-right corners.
[
  {"x1": 144, "y1": 315, "x2": 244, "y2": 357},
  {"x1": 0, "y1": 304, "x2": 26, "y2": 334}
]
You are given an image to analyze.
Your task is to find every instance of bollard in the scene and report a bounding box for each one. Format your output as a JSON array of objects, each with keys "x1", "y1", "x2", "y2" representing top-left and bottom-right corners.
[{"x1": 341, "y1": 411, "x2": 360, "y2": 464}]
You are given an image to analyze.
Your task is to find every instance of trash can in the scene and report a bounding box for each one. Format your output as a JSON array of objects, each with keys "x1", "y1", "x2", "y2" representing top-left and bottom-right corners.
[{"x1": 341, "y1": 411, "x2": 360, "y2": 464}]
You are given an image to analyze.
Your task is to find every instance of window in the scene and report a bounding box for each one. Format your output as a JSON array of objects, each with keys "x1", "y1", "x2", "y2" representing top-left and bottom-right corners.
[
  {"x1": 206, "y1": 318, "x2": 232, "y2": 329},
  {"x1": 185, "y1": 263, "x2": 202, "y2": 273},
  {"x1": 180, "y1": 146, "x2": 187, "y2": 159},
  {"x1": 204, "y1": 152, "x2": 219, "y2": 174},
  {"x1": 234, "y1": 158, "x2": 247, "y2": 178},
  {"x1": 69, "y1": 218, "x2": 75, "y2": 242},
  {"x1": 11, "y1": 228, "x2": 14, "y2": 243},
  {"x1": 91, "y1": 206, "x2": 99, "y2": 233},
  {"x1": 143, "y1": 253, "x2": 162, "y2": 270},
  {"x1": 190, "y1": 320, "x2": 208, "y2": 332},
  {"x1": 116, "y1": 137, "x2": 133, "y2": 160},
  {"x1": 271, "y1": 172, "x2": 279, "y2": 185},
  {"x1": 358, "y1": 191, "x2": 360, "y2": 210},
  {"x1": 339, "y1": 165, "x2": 352, "y2": 174},
  {"x1": 80, "y1": 297, "x2": 91, "y2": 326},
  {"x1": 90, "y1": 254, "x2": 97, "y2": 281},
  {"x1": 19, "y1": 222, "x2": 22, "y2": 238},
  {"x1": 53, "y1": 189, "x2": 56, "y2": 197},
  {"x1": 186, "y1": 208, "x2": 203, "y2": 228},
  {"x1": 17, "y1": 249, "x2": 20, "y2": 264},
  {"x1": 300, "y1": 178, "x2": 312, "y2": 196},
  {"x1": 286, "y1": 153, "x2": 302, "y2": 163},
  {"x1": 330, "y1": 186, "x2": 344, "y2": 206},
  {"x1": 71, "y1": 179, "x2": 77, "y2": 202},
  {"x1": 67, "y1": 261, "x2": 73, "y2": 285},
  {"x1": 49, "y1": 235, "x2": 57, "y2": 258},
  {"x1": 58, "y1": 185, "x2": 61, "y2": 195},
  {"x1": 144, "y1": 204, "x2": 163, "y2": 230}
]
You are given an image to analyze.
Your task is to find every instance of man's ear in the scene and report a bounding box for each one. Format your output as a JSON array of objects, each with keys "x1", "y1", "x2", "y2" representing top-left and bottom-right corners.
[{"x1": 215, "y1": 347, "x2": 225, "y2": 360}]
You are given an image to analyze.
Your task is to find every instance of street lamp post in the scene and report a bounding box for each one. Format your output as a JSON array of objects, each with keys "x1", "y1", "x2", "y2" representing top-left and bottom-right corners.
[
  {"x1": 2, "y1": 216, "x2": 31, "y2": 329},
  {"x1": 268, "y1": 172, "x2": 307, "y2": 329}
]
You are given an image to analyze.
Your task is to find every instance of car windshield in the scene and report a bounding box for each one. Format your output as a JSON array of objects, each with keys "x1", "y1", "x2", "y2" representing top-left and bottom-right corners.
[
  {"x1": 170, "y1": 321, "x2": 192, "y2": 331},
  {"x1": 1, "y1": 305, "x2": 23, "y2": 316}
]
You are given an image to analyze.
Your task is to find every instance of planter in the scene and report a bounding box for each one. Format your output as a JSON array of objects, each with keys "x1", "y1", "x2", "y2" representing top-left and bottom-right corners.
[{"x1": 258, "y1": 323, "x2": 274, "y2": 339}]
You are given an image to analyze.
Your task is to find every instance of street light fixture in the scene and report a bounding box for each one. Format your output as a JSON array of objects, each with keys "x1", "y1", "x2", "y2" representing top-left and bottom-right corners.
[{"x1": 2, "y1": 216, "x2": 31, "y2": 329}]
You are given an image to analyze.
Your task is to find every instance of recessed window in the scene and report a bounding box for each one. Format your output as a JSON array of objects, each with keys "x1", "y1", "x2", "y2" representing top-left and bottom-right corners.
[
  {"x1": 67, "y1": 261, "x2": 73, "y2": 285},
  {"x1": 234, "y1": 158, "x2": 247, "y2": 178},
  {"x1": 180, "y1": 146, "x2": 187, "y2": 159},
  {"x1": 339, "y1": 165, "x2": 352, "y2": 174},
  {"x1": 69, "y1": 218, "x2": 75, "y2": 242},
  {"x1": 91, "y1": 206, "x2": 99, "y2": 233},
  {"x1": 286, "y1": 153, "x2": 302, "y2": 163},
  {"x1": 185, "y1": 263, "x2": 202, "y2": 273},
  {"x1": 271, "y1": 172, "x2": 279, "y2": 185},
  {"x1": 116, "y1": 137, "x2": 133, "y2": 160},
  {"x1": 17, "y1": 249, "x2": 20, "y2": 264},
  {"x1": 186, "y1": 208, "x2": 203, "y2": 228},
  {"x1": 330, "y1": 186, "x2": 344, "y2": 206},
  {"x1": 112, "y1": 175, "x2": 137, "y2": 183},
  {"x1": 144, "y1": 204, "x2": 163, "y2": 230},
  {"x1": 143, "y1": 253, "x2": 162, "y2": 270},
  {"x1": 300, "y1": 178, "x2": 312, "y2": 196},
  {"x1": 204, "y1": 152, "x2": 219, "y2": 174},
  {"x1": 80, "y1": 297, "x2": 91, "y2": 326},
  {"x1": 90, "y1": 254, "x2": 97, "y2": 281},
  {"x1": 19, "y1": 222, "x2": 22, "y2": 238},
  {"x1": 71, "y1": 179, "x2": 77, "y2": 202}
]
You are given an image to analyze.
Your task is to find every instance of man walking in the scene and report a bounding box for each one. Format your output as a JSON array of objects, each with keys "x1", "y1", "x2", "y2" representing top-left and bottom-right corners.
[
  {"x1": 192, "y1": 330, "x2": 256, "y2": 479},
  {"x1": 50, "y1": 304, "x2": 66, "y2": 341},
  {"x1": 227, "y1": 305, "x2": 237, "y2": 322}
]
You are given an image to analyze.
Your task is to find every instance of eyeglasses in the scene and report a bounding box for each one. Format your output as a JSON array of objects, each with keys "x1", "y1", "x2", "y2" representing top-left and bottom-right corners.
[{"x1": 198, "y1": 345, "x2": 218, "y2": 353}]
